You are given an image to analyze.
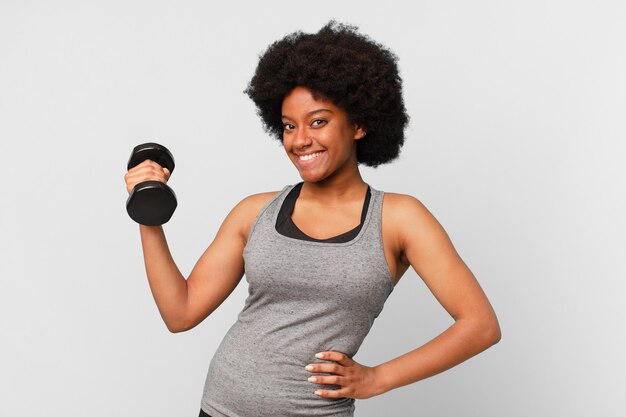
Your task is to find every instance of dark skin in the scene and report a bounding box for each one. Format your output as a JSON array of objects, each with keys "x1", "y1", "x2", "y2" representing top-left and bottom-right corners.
[{"x1": 124, "y1": 86, "x2": 501, "y2": 400}]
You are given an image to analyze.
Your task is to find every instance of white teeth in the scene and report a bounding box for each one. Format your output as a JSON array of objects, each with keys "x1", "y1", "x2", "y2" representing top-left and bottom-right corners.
[{"x1": 299, "y1": 151, "x2": 323, "y2": 161}]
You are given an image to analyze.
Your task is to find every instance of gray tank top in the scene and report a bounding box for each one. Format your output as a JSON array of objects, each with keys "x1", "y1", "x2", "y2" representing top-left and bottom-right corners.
[{"x1": 200, "y1": 183, "x2": 395, "y2": 417}]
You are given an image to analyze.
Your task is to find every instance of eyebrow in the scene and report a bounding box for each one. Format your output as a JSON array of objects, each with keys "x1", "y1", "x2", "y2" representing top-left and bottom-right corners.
[{"x1": 281, "y1": 108, "x2": 334, "y2": 120}]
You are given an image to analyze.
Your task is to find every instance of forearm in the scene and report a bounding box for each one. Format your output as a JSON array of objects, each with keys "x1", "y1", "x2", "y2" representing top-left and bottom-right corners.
[
  {"x1": 139, "y1": 224, "x2": 188, "y2": 332},
  {"x1": 374, "y1": 317, "x2": 501, "y2": 395}
]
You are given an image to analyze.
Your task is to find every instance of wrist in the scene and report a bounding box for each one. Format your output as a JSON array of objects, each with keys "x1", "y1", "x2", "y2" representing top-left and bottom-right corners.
[{"x1": 373, "y1": 364, "x2": 390, "y2": 396}]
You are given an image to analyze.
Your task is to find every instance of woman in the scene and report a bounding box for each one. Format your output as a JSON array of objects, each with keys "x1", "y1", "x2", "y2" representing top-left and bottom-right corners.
[{"x1": 124, "y1": 21, "x2": 501, "y2": 417}]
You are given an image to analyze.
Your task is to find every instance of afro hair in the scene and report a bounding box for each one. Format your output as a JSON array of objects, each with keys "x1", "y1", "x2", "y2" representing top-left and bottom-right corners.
[{"x1": 244, "y1": 20, "x2": 409, "y2": 167}]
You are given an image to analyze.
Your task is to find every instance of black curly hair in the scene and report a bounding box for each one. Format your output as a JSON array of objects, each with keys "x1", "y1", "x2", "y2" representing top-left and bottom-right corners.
[{"x1": 244, "y1": 20, "x2": 409, "y2": 167}]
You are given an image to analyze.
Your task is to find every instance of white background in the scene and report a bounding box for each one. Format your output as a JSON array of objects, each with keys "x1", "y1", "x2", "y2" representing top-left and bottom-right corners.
[{"x1": 1, "y1": 0, "x2": 624, "y2": 416}]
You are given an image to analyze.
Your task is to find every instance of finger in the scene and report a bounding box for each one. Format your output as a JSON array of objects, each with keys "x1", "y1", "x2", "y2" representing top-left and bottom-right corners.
[
  {"x1": 128, "y1": 163, "x2": 167, "y2": 180},
  {"x1": 127, "y1": 159, "x2": 153, "y2": 172},
  {"x1": 314, "y1": 387, "x2": 348, "y2": 398},
  {"x1": 316, "y1": 351, "x2": 353, "y2": 366},
  {"x1": 124, "y1": 165, "x2": 168, "y2": 192},
  {"x1": 308, "y1": 374, "x2": 343, "y2": 386},
  {"x1": 128, "y1": 159, "x2": 167, "y2": 175},
  {"x1": 306, "y1": 362, "x2": 345, "y2": 376},
  {"x1": 125, "y1": 172, "x2": 165, "y2": 187}
]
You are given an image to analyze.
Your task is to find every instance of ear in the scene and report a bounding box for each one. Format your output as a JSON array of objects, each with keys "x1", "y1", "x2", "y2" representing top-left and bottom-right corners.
[{"x1": 353, "y1": 124, "x2": 367, "y2": 140}]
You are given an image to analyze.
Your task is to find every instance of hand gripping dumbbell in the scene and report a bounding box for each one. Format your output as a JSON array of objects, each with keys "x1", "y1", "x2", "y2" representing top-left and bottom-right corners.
[{"x1": 126, "y1": 142, "x2": 177, "y2": 226}]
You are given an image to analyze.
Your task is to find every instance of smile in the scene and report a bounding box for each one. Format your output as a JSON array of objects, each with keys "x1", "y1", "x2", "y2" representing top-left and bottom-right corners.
[{"x1": 298, "y1": 151, "x2": 324, "y2": 161}]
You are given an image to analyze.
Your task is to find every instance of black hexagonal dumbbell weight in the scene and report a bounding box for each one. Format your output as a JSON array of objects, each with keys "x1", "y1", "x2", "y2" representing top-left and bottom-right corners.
[{"x1": 125, "y1": 142, "x2": 177, "y2": 226}]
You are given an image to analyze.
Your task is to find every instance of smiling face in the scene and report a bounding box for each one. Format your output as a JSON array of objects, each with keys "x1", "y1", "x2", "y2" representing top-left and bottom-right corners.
[{"x1": 281, "y1": 86, "x2": 366, "y2": 184}]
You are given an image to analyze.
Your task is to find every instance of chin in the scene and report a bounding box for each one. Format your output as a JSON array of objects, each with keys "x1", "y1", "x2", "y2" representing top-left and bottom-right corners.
[{"x1": 297, "y1": 171, "x2": 326, "y2": 183}]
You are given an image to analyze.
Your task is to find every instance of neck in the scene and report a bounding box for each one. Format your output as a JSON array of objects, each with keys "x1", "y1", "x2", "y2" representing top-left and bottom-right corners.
[{"x1": 299, "y1": 169, "x2": 367, "y2": 206}]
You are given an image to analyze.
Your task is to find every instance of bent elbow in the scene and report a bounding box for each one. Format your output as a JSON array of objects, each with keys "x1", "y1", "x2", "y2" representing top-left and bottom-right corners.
[
  {"x1": 166, "y1": 315, "x2": 203, "y2": 333},
  {"x1": 484, "y1": 316, "x2": 502, "y2": 346},
  {"x1": 167, "y1": 324, "x2": 186, "y2": 333},
  {"x1": 465, "y1": 314, "x2": 501, "y2": 348},
  {"x1": 165, "y1": 317, "x2": 192, "y2": 334}
]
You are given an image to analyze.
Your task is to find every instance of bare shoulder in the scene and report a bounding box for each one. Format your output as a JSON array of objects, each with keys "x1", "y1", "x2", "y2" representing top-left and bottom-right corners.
[
  {"x1": 237, "y1": 190, "x2": 281, "y2": 214},
  {"x1": 383, "y1": 191, "x2": 459, "y2": 272},
  {"x1": 382, "y1": 192, "x2": 447, "y2": 260},
  {"x1": 382, "y1": 191, "x2": 445, "y2": 234},
  {"x1": 231, "y1": 190, "x2": 282, "y2": 244},
  {"x1": 382, "y1": 192, "x2": 433, "y2": 220}
]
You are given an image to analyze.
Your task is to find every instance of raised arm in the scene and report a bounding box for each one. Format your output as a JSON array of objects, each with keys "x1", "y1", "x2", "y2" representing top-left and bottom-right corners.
[
  {"x1": 138, "y1": 192, "x2": 277, "y2": 333},
  {"x1": 374, "y1": 193, "x2": 502, "y2": 394},
  {"x1": 124, "y1": 157, "x2": 277, "y2": 333}
]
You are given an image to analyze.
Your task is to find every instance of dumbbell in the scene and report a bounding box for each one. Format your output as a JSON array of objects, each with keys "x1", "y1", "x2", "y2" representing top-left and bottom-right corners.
[{"x1": 126, "y1": 142, "x2": 177, "y2": 226}]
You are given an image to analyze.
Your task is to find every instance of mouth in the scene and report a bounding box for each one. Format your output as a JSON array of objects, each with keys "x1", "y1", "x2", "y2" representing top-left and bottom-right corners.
[
  {"x1": 295, "y1": 150, "x2": 325, "y2": 168},
  {"x1": 297, "y1": 151, "x2": 325, "y2": 161}
]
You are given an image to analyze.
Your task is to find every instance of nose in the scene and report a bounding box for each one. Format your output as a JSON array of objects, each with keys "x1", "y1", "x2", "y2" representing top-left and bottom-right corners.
[{"x1": 292, "y1": 125, "x2": 312, "y2": 150}]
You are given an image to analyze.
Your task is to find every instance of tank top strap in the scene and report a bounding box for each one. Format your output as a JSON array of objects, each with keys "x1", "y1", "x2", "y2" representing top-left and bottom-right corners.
[{"x1": 361, "y1": 184, "x2": 384, "y2": 240}]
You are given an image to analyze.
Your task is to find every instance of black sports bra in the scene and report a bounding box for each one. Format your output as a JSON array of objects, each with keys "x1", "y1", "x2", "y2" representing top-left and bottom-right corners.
[{"x1": 275, "y1": 182, "x2": 371, "y2": 243}]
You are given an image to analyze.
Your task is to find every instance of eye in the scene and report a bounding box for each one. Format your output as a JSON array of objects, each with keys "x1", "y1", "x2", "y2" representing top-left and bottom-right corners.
[
  {"x1": 283, "y1": 123, "x2": 295, "y2": 131},
  {"x1": 311, "y1": 119, "x2": 327, "y2": 127}
]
